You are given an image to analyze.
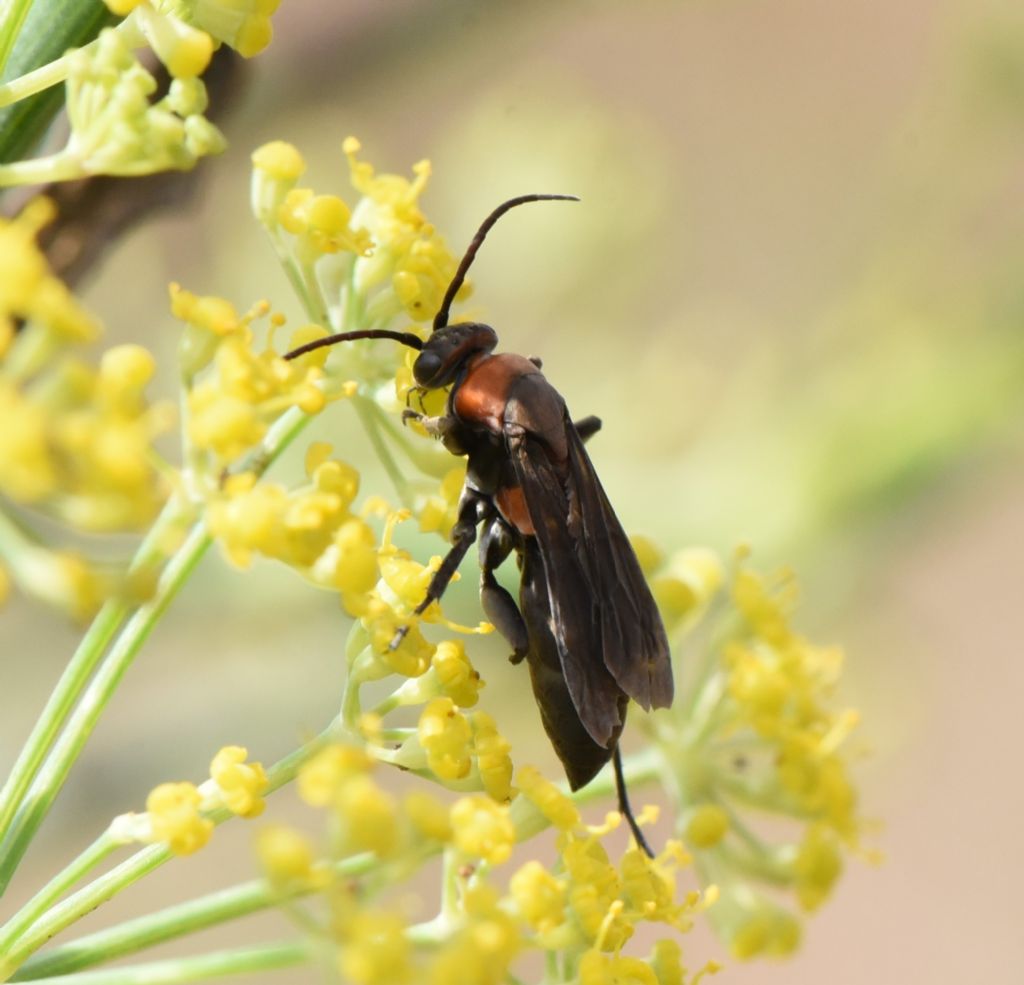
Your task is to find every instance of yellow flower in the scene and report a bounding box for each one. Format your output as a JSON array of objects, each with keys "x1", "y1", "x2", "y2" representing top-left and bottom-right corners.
[
  {"x1": 793, "y1": 823, "x2": 843, "y2": 911},
  {"x1": 418, "y1": 698, "x2": 473, "y2": 781},
  {"x1": 450, "y1": 794, "x2": 516, "y2": 864},
  {"x1": 325, "y1": 517, "x2": 379, "y2": 610},
  {"x1": 509, "y1": 860, "x2": 567, "y2": 934},
  {"x1": 647, "y1": 546, "x2": 724, "y2": 628},
  {"x1": 432, "y1": 640, "x2": 484, "y2": 708},
  {"x1": 145, "y1": 782, "x2": 213, "y2": 855},
  {"x1": 134, "y1": 3, "x2": 214, "y2": 78},
  {"x1": 256, "y1": 824, "x2": 318, "y2": 888},
  {"x1": 278, "y1": 189, "x2": 373, "y2": 260},
  {"x1": 653, "y1": 555, "x2": 864, "y2": 948},
  {"x1": 208, "y1": 745, "x2": 267, "y2": 817},
  {"x1": 62, "y1": 28, "x2": 224, "y2": 178},
  {"x1": 579, "y1": 949, "x2": 658, "y2": 985},
  {"x1": 428, "y1": 886, "x2": 521, "y2": 985},
  {"x1": 337, "y1": 910, "x2": 412, "y2": 985},
  {"x1": 0, "y1": 199, "x2": 99, "y2": 342},
  {"x1": 336, "y1": 773, "x2": 400, "y2": 857},
  {"x1": 684, "y1": 804, "x2": 729, "y2": 849},
  {"x1": 516, "y1": 765, "x2": 581, "y2": 832},
  {"x1": 173, "y1": 0, "x2": 281, "y2": 58},
  {"x1": 403, "y1": 790, "x2": 453, "y2": 843},
  {"x1": 471, "y1": 712, "x2": 514, "y2": 803},
  {"x1": 417, "y1": 465, "x2": 467, "y2": 536},
  {"x1": 297, "y1": 745, "x2": 373, "y2": 808},
  {"x1": 343, "y1": 136, "x2": 463, "y2": 324},
  {"x1": 562, "y1": 834, "x2": 632, "y2": 950}
]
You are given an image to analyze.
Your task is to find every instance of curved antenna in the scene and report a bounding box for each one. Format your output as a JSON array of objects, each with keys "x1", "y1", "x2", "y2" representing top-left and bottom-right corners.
[
  {"x1": 433, "y1": 193, "x2": 579, "y2": 332},
  {"x1": 283, "y1": 328, "x2": 423, "y2": 361}
]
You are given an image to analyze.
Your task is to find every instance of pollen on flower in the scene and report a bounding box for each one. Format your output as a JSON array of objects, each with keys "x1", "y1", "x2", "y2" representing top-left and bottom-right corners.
[{"x1": 145, "y1": 782, "x2": 213, "y2": 855}]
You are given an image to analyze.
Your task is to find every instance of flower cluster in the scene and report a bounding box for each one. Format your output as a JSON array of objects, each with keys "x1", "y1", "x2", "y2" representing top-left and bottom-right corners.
[
  {"x1": 643, "y1": 548, "x2": 865, "y2": 959},
  {"x1": 0, "y1": 200, "x2": 172, "y2": 616},
  {"x1": 254, "y1": 745, "x2": 720, "y2": 985},
  {"x1": 110, "y1": 745, "x2": 268, "y2": 856}
]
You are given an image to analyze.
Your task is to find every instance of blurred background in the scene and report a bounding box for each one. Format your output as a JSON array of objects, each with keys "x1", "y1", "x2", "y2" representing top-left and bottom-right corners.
[{"x1": 3, "y1": 0, "x2": 1024, "y2": 981}]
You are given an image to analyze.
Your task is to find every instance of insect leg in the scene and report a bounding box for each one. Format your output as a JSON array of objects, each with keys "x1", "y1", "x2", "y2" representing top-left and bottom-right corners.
[
  {"x1": 573, "y1": 415, "x2": 602, "y2": 443},
  {"x1": 389, "y1": 488, "x2": 484, "y2": 650},
  {"x1": 613, "y1": 744, "x2": 655, "y2": 858},
  {"x1": 478, "y1": 517, "x2": 529, "y2": 664}
]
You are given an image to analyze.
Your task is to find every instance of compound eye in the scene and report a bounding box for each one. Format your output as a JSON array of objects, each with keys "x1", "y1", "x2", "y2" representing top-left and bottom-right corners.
[{"x1": 413, "y1": 350, "x2": 443, "y2": 387}]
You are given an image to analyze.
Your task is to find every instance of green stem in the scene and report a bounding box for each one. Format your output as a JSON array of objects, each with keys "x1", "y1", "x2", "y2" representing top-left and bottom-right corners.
[
  {"x1": 11, "y1": 854, "x2": 374, "y2": 980},
  {"x1": 0, "y1": 51, "x2": 70, "y2": 109},
  {"x1": 0, "y1": 517, "x2": 210, "y2": 895},
  {"x1": 352, "y1": 397, "x2": 411, "y2": 504},
  {"x1": 0, "y1": 152, "x2": 85, "y2": 187},
  {"x1": 0, "y1": 833, "x2": 117, "y2": 964},
  {"x1": 0, "y1": 730, "x2": 332, "y2": 976},
  {"x1": 0, "y1": 490, "x2": 195, "y2": 868},
  {"x1": 10, "y1": 941, "x2": 310, "y2": 985}
]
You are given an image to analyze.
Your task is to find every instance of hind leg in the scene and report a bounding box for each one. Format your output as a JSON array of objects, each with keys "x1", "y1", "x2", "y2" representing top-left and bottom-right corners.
[{"x1": 478, "y1": 518, "x2": 529, "y2": 664}]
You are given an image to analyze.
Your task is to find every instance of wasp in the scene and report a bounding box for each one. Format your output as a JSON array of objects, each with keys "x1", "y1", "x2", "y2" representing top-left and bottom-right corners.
[{"x1": 285, "y1": 195, "x2": 673, "y2": 853}]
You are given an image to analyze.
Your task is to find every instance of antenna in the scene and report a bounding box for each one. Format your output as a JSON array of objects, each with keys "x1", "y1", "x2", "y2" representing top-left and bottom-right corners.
[{"x1": 432, "y1": 193, "x2": 579, "y2": 332}]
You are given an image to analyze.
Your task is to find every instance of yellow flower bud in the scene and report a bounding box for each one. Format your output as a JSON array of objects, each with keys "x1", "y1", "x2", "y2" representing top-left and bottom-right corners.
[{"x1": 252, "y1": 140, "x2": 306, "y2": 181}]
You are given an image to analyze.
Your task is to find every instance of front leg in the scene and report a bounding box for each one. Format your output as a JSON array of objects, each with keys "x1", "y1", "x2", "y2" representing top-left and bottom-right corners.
[
  {"x1": 389, "y1": 486, "x2": 486, "y2": 650},
  {"x1": 402, "y1": 410, "x2": 467, "y2": 456}
]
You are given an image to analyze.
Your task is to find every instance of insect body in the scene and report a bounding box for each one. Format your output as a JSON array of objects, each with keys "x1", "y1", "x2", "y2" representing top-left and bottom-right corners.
[{"x1": 285, "y1": 196, "x2": 674, "y2": 852}]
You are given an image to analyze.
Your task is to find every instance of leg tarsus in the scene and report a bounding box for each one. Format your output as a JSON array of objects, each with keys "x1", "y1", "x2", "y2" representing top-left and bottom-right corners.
[
  {"x1": 613, "y1": 744, "x2": 655, "y2": 858},
  {"x1": 389, "y1": 490, "x2": 483, "y2": 648}
]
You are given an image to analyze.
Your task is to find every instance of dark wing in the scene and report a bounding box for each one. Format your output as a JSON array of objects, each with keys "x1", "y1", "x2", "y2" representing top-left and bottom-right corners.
[
  {"x1": 505, "y1": 376, "x2": 673, "y2": 749},
  {"x1": 563, "y1": 420, "x2": 674, "y2": 710},
  {"x1": 519, "y1": 541, "x2": 626, "y2": 790}
]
